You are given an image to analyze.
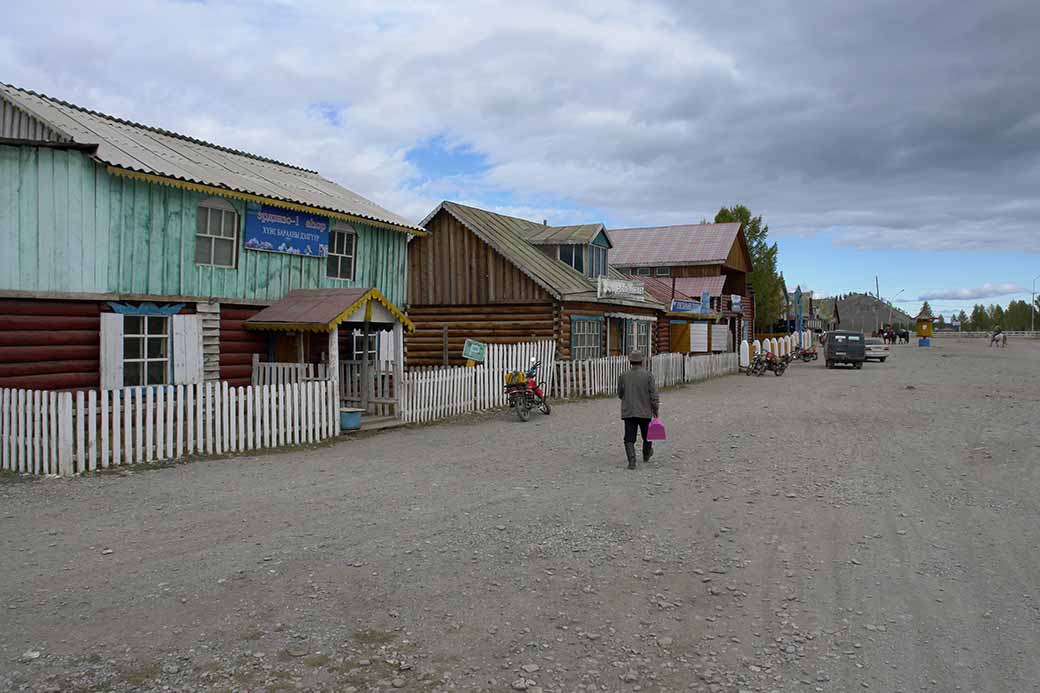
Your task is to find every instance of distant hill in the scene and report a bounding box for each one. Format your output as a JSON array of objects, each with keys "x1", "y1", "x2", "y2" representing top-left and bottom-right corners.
[{"x1": 816, "y1": 293, "x2": 915, "y2": 332}]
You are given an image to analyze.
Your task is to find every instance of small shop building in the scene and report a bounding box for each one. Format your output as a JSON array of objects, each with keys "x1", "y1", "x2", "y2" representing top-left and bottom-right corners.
[
  {"x1": 407, "y1": 202, "x2": 666, "y2": 366},
  {"x1": 609, "y1": 222, "x2": 754, "y2": 351},
  {"x1": 0, "y1": 84, "x2": 421, "y2": 401}
]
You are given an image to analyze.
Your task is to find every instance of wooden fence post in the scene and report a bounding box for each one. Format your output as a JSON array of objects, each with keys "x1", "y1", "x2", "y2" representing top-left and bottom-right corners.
[{"x1": 57, "y1": 392, "x2": 73, "y2": 476}]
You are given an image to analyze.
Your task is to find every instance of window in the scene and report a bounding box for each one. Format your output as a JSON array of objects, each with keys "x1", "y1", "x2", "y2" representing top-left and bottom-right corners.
[
  {"x1": 195, "y1": 198, "x2": 239, "y2": 267},
  {"x1": 588, "y1": 245, "x2": 608, "y2": 278},
  {"x1": 655, "y1": 266, "x2": 671, "y2": 276},
  {"x1": 328, "y1": 223, "x2": 357, "y2": 280},
  {"x1": 123, "y1": 315, "x2": 169, "y2": 386},
  {"x1": 559, "y1": 244, "x2": 584, "y2": 273},
  {"x1": 626, "y1": 319, "x2": 652, "y2": 356},
  {"x1": 571, "y1": 318, "x2": 603, "y2": 360},
  {"x1": 634, "y1": 267, "x2": 651, "y2": 276},
  {"x1": 352, "y1": 331, "x2": 378, "y2": 361}
]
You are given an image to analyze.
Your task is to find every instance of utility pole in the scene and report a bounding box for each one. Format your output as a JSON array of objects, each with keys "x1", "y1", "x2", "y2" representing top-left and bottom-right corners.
[
  {"x1": 889, "y1": 288, "x2": 905, "y2": 327},
  {"x1": 1033, "y1": 274, "x2": 1040, "y2": 333}
]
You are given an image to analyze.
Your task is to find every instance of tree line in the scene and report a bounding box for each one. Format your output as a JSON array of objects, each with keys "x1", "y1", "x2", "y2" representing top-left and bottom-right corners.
[{"x1": 938, "y1": 298, "x2": 1040, "y2": 331}]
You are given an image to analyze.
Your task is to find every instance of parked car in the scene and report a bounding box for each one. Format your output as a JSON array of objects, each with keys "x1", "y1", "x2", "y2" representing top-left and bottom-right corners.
[
  {"x1": 864, "y1": 337, "x2": 890, "y2": 362},
  {"x1": 824, "y1": 330, "x2": 866, "y2": 369}
]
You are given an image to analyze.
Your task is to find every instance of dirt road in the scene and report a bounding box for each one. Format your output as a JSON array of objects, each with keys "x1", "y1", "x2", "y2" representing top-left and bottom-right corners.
[{"x1": 2, "y1": 339, "x2": 1039, "y2": 693}]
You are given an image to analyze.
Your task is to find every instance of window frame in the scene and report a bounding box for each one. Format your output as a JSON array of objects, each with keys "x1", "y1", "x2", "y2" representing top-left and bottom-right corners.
[
  {"x1": 635, "y1": 267, "x2": 651, "y2": 276},
  {"x1": 588, "y1": 245, "x2": 608, "y2": 278},
  {"x1": 328, "y1": 222, "x2": 358, "y2": 280},
  {"x1": 352, "y1": 331, "x2": 378, "y2": 361},
  {"x1": 195, "y1": 197, "x2": 240, "y2": 268},
  {"x1": 571, "y1": 316, "x2": 604, "y2": 361},
  {"x1": 122, "y1": 314, "x2": 170, "y2": 387},
  {"x1": 559, "y1": 244, "x2": 585, "y2": 274},
  {"x1": 654, "y1": 266, "x2": 671, "y2": 277},
  {"x1": 625, "y1": 319, "x2": 653, "y2": 357}
]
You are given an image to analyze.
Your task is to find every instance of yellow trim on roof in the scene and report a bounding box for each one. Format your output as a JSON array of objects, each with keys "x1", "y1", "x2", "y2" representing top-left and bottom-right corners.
[
  {"x1": 105, "y1": 165, "x2": 426, "y2": 236},
  {"x1": 243, "y1": 288, "x2": 415, "y2": 333}
]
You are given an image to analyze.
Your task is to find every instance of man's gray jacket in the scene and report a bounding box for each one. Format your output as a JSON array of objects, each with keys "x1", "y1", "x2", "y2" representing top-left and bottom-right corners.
[{"x1": 617, "y1": 367, "x2": 659, "y2": 419}]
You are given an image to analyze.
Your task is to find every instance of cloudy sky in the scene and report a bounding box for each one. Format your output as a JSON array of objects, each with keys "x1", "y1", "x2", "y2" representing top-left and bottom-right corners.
[{"x1": 4, "y1": 0, "x2": 1039, "y2": 318}]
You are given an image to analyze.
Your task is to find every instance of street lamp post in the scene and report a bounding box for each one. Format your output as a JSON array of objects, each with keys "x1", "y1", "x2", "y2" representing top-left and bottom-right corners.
[
  {"x1": 1032, "y1": 274, "x2": 1040, "y2": 333},
  {"x1": 889, "y1": 288, "x2": 905, "y2": 327}
]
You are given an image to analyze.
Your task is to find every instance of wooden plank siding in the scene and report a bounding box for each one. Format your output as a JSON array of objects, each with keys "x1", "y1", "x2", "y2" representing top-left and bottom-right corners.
[
  {"x1": 408, "y1": 210, "x2": 549, "y2": 306},
  {"x1": 0, "y1": 144, "x2": 408, "y2": 306}
]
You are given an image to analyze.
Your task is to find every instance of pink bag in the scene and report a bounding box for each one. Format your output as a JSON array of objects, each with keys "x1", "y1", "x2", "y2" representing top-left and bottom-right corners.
[{"x1": 647, "y1": 417, "x2": 667, "y2": 441}]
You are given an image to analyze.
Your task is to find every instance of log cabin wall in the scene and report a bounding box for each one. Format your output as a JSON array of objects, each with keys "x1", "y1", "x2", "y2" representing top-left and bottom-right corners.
[
  {"x1": 219, "y1": 304, "x2": 268, "y2": 386},
  {"x1": 406, "y1": 304, "x2": 555, "y2": 366},
  {"x1": 408, "y1": 210, "x2": 549, "y2": 306},
  {"x1": 0, "y1": 298, "x2": 200, "y2": 391},
  {"x1": 559, "y1": 302, "x2": 659, "y2": 361}
]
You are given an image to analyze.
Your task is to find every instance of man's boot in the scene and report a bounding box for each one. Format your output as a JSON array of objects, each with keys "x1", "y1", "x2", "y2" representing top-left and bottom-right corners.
[
  {"x1": 625, "y1": 442, "x2": 637, "y2": 469},
  {"x1": 642, "y1": 441, "x2": 654, "y2": 463}
]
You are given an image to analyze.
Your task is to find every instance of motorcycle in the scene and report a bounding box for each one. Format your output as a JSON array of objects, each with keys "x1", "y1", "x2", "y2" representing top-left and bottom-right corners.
[
  {"x1": 504, "y1": 357, "x2": 551, "y2": 421},
  {"x1": 798, "y1": 346, "x2": 818, "y2": 362},
  {"x1": 760, "y1": 351, "x2": 786, "y2": 376},
  {"x1": 747, "y1": 351, "x2": 768, "y2": 376}
]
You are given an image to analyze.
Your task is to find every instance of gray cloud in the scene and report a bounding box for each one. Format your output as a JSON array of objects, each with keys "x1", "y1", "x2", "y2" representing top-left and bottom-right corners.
[
  {"x1": 919, "y1": 283, "x2": 1027, "y2": 301},
  {"x1": 2, "y1": 0, "x2": 1040, "y2": 250}
]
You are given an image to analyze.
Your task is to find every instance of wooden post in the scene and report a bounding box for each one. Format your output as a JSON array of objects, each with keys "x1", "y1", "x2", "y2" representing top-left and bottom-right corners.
[
  {"x1": 328, "y1": 325, "x2": 340, "y2": 410},
  {"x1": 296, "y1": 332, "x2": 305, "y2": 364},
  {"x1": 361, "y1": 302, "x2": 372, "y2": 413},
  {"x1": 441, "y1": 325, "x2": 449, "y2": 368},
  {"x1": 393, "y1": 321, "x2": 405, "y2": 420}
]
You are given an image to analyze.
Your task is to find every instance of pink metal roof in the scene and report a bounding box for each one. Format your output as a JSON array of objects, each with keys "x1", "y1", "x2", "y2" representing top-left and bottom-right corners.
[
  {"x1": 608, "y1": 223, "x2": 741, "y2": 266},
  {"x1": 624, "y1": 274, "x2": 727, "y2": 302}
]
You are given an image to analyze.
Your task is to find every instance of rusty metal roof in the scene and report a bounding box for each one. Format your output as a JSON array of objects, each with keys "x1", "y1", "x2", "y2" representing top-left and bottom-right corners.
[
  {"x1": 0, "y1": 83, "x2": 423, "y2": 234},
  {"x1": 609, "y1": 223, "x2": 741, "y2": 266},
  {"x1": 625, "y1": 274, "x2": 727, "y2": 302},
  {"x1": 244, "y1": 288, "x2": 413, "y2": 332}
]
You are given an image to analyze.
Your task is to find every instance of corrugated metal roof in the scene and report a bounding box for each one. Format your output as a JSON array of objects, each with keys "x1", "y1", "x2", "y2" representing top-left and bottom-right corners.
[
  {"x1": 609, "y1": 223, "x2": 741, "y2": 266},
  {"x1": 625, "y1": 274, "x2": 726, "y2": 302},
  {"x1": 244, "y1": 288, "x2": 413, "y2": 331},
  {"x1": 425, "y1": 201, "x2": 663, "y2": 308},
  {"x1": 0, "y1": 96, "x2": 68, "y2": 142},
  {"x1": 0, "y1": 83, "x2": 422, "y2": 234},
  {"x1": 516, "y1": 222, "x2": 609, "y2": 246}
]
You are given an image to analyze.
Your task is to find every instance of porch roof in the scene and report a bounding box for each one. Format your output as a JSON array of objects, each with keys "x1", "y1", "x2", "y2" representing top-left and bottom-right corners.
[{"x1": 244, "y1": 288, "x2": 414, "y2": 332}]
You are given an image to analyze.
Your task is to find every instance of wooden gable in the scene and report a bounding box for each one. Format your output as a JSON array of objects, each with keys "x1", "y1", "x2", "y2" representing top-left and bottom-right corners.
[
  {"x1": 723, "y1": 228, "x2": 753, "y2": 273},
  {"x1": 407, "y1": 208, "x2": 550, "y2": 306}
]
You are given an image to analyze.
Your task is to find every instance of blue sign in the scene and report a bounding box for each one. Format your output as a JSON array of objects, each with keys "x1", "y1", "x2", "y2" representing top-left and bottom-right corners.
[
  {"x1": 244, "y1": 202, "x2": 330, "y2": 257},
  {"x1": 700, "y1": 292, "x2": 711, "y2": 314},
  {"x1": 670, "y1": 298, "x2": 702, "y2": 313}
]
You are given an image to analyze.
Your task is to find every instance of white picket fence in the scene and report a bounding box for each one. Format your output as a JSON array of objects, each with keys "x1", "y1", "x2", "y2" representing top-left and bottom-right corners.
[
  {"x1": 551, "y1": 352, "x2": 738, "y2": 399},
  {"x1": 739, "y1": 332, "x2": 813, "y2": 367},
  {"x1": 0, "y1": 380, "x2": 339, "y2": 477},
  {"x1": 252, "y1": 358, "x2": 329, "y2": 387},
  {"x1": 398, "y1": 340, "x2": 557, "y2": 424}
]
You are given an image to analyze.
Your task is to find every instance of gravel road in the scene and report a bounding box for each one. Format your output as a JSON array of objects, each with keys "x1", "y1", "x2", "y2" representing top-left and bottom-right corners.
[{"x1": 2, "y1": 339, "x2": 1039, "y2": 693}]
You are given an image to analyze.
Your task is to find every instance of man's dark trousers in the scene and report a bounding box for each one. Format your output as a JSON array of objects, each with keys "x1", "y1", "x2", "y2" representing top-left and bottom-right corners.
[{"x1": 623, "y1": 417, "x2": 651, "y2": 444}]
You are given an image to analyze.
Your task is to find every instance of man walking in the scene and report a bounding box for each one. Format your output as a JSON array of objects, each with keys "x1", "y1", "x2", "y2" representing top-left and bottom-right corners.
[{"x1": 617, "y1": 351, "x2": 660, "y2": 470}]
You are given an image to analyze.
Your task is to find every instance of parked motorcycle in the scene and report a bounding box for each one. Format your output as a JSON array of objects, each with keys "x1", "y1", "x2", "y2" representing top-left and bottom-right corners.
[
  {"x1": 760, "y1": 351, "x2": 787, "y2": 376},
  {"x1": 504, "y1": 357, "x2": 551, "y2": 421},
  {"x1": 798, "y1": 346, "x2": 819, "y2": 362},
  {"x1": 747, "y1": 351, "x2": 768, "y2": 376}
]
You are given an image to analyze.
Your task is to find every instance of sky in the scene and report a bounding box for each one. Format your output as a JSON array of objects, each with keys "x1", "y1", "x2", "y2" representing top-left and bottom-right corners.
[{"x1": 3, "y1": 0, "x2": 1039, "y2": 319}]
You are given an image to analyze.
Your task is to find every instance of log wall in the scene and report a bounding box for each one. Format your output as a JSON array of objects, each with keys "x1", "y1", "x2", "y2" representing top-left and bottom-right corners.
[
  {"x1": 219, "y1": 304, "x2": 268, "y2": 386},
  {"x1": 0, "y1": 298, "x2": 103, "y2": 390},
  {"x1": 559, "y1": 302, "x2": 661, "y2": 361},
  {"x1": 406, "y1": 303, "x2": 556, "y2": 366}
]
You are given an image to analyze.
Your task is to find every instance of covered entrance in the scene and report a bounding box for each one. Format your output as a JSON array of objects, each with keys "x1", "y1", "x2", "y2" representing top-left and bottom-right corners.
[{"x1": 245, "y1": 288, "x2": 414, "y2": 428}]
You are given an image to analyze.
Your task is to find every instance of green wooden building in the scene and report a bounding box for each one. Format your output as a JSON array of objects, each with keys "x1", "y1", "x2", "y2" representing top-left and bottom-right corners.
[{"x1": 0, "y1": 83, "x2": 422, "y2": 390}]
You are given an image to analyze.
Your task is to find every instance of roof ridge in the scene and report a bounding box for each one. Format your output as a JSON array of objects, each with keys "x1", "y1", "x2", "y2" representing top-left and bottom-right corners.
[{"x1": 1, "y1": 82, "x2": 319, "y2": 174}]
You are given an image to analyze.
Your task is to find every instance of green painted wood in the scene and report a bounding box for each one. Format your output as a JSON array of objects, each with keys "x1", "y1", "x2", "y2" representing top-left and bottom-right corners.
[{"x1": 0, "y1": 145, "x2": 409, "y2": 305}]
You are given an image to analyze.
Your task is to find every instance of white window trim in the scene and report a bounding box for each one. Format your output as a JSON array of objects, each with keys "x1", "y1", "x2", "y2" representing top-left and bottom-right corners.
[
  {"x1": 328, "y1": 223, "x2": 358, "y2": 280},
  {"x1": 195, "y1": 197, "x2": 239, "y2": 268},
  {"x1": 654, "y1": 266, "x2": 671, "y2": 276},
  {"x1": 558, "y1": 244, "x2": 585, "y2": 274},
  {"x1": 635, "y1": 267, "x2": 651, "y2": 276},
  {"x1": 572, "y1": 318, "x2": 603, "y2": 360}
]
